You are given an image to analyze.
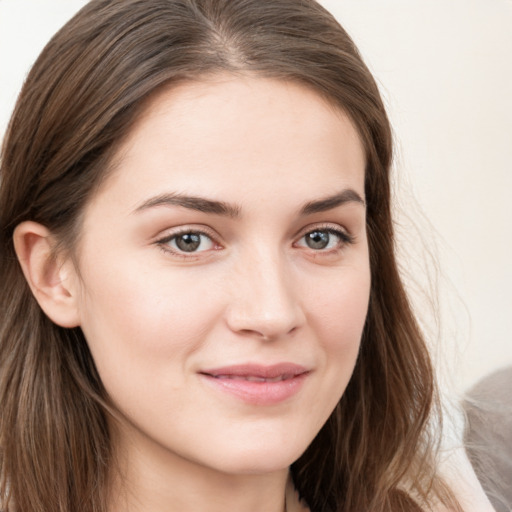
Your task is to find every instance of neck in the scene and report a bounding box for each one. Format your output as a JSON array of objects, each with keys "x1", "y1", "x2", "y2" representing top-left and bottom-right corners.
[{"x1": 108, "y1": 423, "x2": 294, "y2": 512}]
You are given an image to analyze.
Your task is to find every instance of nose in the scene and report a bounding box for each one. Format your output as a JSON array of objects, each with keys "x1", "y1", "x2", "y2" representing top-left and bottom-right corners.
[{"x1": 225, "y1": 249, "x2": 305, "y2": 341}]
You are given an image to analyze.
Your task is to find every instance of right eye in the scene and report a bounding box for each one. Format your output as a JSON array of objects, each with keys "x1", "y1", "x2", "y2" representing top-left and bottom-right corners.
[{"x1": 157, "y1": 230, "x2": 216, "y2": 255}]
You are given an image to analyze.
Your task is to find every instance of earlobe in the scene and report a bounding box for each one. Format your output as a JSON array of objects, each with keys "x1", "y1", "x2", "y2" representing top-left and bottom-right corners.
[{"x1": 13, "y1": 221, "x2": 81, "y2": 328}]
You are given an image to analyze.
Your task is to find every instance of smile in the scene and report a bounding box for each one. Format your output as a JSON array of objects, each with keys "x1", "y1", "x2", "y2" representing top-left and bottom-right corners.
[
  {"x1": 211, "y1": 374, "x2": 294, "y2": 382},
  {"x1": 199, "y1": 363, "x2": 310, "y2": 405}
]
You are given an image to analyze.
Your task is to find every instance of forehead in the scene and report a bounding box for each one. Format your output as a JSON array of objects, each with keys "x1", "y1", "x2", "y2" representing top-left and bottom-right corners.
[{"x1": 92, "y1": 75, "x2": 366, "y2": 214}]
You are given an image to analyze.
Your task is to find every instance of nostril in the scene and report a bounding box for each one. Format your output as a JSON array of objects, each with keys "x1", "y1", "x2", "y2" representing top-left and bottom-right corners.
[
  {"x1": 224, "y1": 263, "x2": 306, "y2": 339},
  {"x1": 227, "y1": 314, "x2": 303, "y2": 341}
]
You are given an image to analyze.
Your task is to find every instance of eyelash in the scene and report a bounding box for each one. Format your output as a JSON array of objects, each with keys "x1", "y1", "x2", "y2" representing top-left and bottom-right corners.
[
  {"x1": 155, "y1": 224, "x2": 355, "y2": 259},
  {"x1": 294, "y1": 225, "x2": 355, "y2": 253},
  {"x1": 155, "y1": 227, "x2": 220, "y2": 259}
]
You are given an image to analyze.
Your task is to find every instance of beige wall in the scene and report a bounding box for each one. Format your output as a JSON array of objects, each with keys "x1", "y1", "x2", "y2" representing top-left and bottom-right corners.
[
  {"x1": 320, "y1": 0, "x2": 512, "y2": 393},
  {"x1": 1, "y1": 0, "x2": 511, "y2": 392}
]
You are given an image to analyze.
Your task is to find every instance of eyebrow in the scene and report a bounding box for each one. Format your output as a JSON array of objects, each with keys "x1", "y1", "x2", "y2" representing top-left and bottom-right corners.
[
  {"x1": 133, "y1": 192, "x2": 241, "y2": 218},
  {"x1": 299, "y1": 189, "x2": 365, "y2": 215},
  {"x1": 133, "y1": 188, "x2": 365, "y2": 217}
]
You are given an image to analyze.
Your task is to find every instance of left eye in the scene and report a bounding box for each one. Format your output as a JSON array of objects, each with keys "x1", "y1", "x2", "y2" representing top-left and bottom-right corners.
[
  {"x1": 165, "y1": 232, "x2": 215, "y2": 253},
  {"x1": 297, "y1": 229, "x2": 346, "y2": 250}
]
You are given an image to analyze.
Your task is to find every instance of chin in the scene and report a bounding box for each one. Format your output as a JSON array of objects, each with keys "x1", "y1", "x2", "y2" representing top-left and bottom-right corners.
[{"x1": 208, "y1": 438, "x2": 310, "y2": 476}]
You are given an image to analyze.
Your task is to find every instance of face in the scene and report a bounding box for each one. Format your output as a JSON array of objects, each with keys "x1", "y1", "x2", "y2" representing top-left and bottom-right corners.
[{"x1": 71, "y1": 76, "x2": 370, "y2": 477}]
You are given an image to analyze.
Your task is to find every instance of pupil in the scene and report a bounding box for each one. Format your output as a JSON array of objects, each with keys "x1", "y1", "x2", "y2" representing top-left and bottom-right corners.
[
  {"x1": 306, "y1": 231, "x2": 329, "y2": 249},
  {"x1": 176, "y1": 233, "x2": 201, "y2": 252}
]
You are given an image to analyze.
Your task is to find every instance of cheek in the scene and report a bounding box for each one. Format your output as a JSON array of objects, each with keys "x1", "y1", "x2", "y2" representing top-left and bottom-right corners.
[
  {"x1": 306, "y1": 264, "x2": 370, "y2": 391},
  {"x1": 289, "y1": 266, "x2": 370, "y2": 437},
  {"x1": 76, "y1": 260, "x2": 228, "y2": 430},
  {"x1": 76, "y1": 255, "x2": 223, "y2": 379},
  {"x1": 308, "y1": 264, "x2": 371, "y2": 345}
]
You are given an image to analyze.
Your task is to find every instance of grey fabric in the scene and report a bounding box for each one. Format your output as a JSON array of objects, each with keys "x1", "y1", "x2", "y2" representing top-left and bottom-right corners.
[{"x1": 464, "y1": 366, "x2": 512, "y2": 512}]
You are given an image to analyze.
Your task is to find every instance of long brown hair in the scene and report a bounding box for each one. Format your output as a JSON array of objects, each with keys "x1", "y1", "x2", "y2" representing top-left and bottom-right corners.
[{"x1": 0, "y1": 1, "x2": 460, "y2": 511}]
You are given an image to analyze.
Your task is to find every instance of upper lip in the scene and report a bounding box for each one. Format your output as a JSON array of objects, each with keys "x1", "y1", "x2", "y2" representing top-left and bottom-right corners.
[{"x1": 200, "y1": 363, "x2": 309, "y2": 379}]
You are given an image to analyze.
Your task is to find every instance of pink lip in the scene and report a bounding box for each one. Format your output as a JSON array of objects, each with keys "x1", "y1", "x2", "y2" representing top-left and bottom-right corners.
[{"x1": 199, "y1": 363, "x2": 309, "y2": 405}]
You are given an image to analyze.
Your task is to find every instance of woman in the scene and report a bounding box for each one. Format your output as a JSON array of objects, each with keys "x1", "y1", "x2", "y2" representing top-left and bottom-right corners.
[{"x1": 0, "y1": 1, "x2": 482, "y2": 511}]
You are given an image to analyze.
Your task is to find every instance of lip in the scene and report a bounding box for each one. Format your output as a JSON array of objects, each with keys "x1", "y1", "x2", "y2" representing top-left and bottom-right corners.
[{"x1": 199, "y1": 363, "x2": 310, "y2": 405}]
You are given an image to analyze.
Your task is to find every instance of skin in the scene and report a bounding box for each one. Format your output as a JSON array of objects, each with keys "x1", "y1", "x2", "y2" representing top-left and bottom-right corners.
[{"x1": 18, "y1": 76, "x2": 370, "y2": 512}]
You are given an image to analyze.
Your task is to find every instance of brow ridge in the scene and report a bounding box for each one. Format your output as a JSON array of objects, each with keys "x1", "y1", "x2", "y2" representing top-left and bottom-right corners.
[
  {"x1": 133, "y1": 193, "x2": 241, "y2": 217},
  {"x1": 300, "y1": 189, "x2": 365, "y2": 216},
  {"x1": 134, "y1": 189, "x2": 364, "y2": 218}
]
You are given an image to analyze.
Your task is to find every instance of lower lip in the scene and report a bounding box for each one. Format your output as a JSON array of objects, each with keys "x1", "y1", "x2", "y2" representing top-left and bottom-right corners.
[{"x1": 200, "y1": 373, "x2": 308, "y2": 405}]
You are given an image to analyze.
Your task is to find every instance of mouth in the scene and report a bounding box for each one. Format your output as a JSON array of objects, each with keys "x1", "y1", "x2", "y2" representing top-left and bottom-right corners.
[
  {"x1": 199, "y1": 363, "x2": 310, "y2": 405},
  {"x1": 208, "y1": 374, "x2": 296, "y2": 382}
]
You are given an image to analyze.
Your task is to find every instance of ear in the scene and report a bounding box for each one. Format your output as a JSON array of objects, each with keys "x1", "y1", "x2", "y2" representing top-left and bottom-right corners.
[{"x1": 13, "y1": 221, "x2": 81, "y2": 328}]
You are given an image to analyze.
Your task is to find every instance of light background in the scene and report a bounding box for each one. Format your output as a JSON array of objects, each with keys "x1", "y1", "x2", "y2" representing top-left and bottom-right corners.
[{"x1": 1, "y1": 0, "x2": 511, "y2": 394}]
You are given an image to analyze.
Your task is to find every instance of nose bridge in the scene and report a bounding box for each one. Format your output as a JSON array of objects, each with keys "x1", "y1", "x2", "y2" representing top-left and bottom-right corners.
[{"x1": 226, "y1": 243, "x2": 304, "y2": 339}]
